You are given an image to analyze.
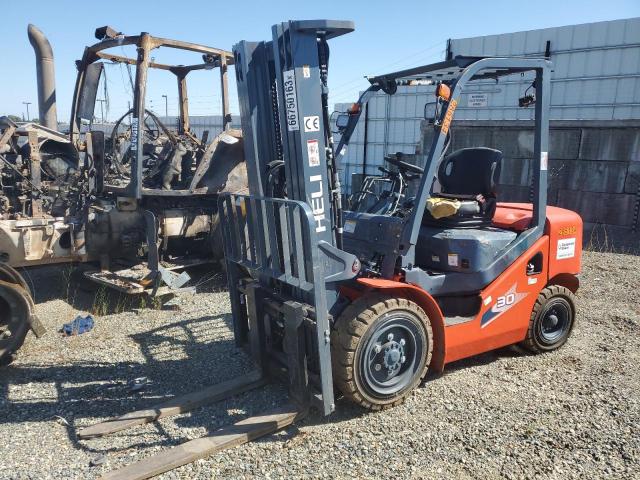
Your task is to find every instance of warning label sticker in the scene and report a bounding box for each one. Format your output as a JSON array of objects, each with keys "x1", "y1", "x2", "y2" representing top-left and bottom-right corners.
[
  {"x1": 541, "y1": 151, "x2": 548, "y2": 171},
  {"x1": 283, "y1": 70, "x2": 299, "y2": 131},
  {"x1": 448, "y1": 253, "x2": 459, "y2": 267},
  {"x1": 556, "y1": 237, "x2": 576, "y2": 260},
  {"x1": 468, "y1": 93, "x2": 488, "y2": 107},
  {"x1": 307, "y1": 139, "x2": 320, "y2": 167},
  {"x1": 344, "y1": 219, "x2": 356, "y2": 233}
]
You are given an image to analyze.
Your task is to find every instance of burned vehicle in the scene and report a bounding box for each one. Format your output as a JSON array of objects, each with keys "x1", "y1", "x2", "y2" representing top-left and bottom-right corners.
[{"x1": 0, "y1": 25, "x2": 246, "y2": 362}]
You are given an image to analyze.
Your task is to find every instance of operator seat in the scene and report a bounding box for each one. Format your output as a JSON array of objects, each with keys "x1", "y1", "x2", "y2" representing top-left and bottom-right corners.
[{"x1": 422, "y1": 147, "x2": 502, "y2": 228}]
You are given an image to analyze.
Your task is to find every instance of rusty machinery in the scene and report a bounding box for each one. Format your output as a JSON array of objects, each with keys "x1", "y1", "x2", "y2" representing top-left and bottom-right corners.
[{"x1": 0, "y1": 25, "x2": 247, "y2": 363}]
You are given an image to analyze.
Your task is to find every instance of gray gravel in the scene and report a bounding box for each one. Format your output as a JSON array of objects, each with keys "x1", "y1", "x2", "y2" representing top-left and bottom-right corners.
[{"x1": 1, "y1": 250, "x2": 639, "y2": 479}]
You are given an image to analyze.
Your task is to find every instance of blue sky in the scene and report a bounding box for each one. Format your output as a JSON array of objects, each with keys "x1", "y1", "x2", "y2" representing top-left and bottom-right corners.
[{"x1": 2, "y1": 0, "x2": 639, "y2": 121}]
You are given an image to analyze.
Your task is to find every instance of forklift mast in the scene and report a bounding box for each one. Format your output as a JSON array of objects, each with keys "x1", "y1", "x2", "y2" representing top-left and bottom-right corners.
[
  {"x1": 221, "y1": 20, "x2": 359, "y2": 416},
  {"x1": 234, "y1": 20, "x2": 356, "y2": 311}
]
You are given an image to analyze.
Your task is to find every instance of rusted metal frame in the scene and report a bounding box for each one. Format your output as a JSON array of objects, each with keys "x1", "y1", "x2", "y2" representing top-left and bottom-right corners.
[
  {"x1": 27, "y1": 131, "x2": 42, "y2": 217},
  {"x1": 95, "y1": 51, "x2": 173, "y2": 71},
  {"x1": 85, "y1": 132, "x2": 95, "y2": 194},
  {"x1": 98, "y1": 51, "x2": 215, "y2": 74},
  {"x1": 86, "y1": 33, "x2": 233, "y2": 65},
  {"x1": 139, "y1": 188, "x2": 211, "y2": 196},
  {"x1": 88, "y1": 130, "x2": 105, "y2": 194},
  {"x1": 149, "y1": 36, "x2": 234, "y2": 62},
  {"x1": 131, "y1": 33, "x2": 152, "y2": 199},
  {"x1": 69, "y1": 48, "x2": 89, "y2": 143},
  {"x1": 0, "y1": 124, "x2": 16, "y2": 150},
  {"x1": 177, "y1": 72, "x2": 190, "y2": 135},
  {"x1": 220, "y1": 56, "x2": 231, "y2": 130},
  {"x1": 86, "y1": 36, "x2": 140, "y2": 56}
]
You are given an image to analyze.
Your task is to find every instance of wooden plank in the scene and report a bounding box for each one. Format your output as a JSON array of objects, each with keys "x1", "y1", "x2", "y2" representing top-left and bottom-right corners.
[
  {"x1": 100, "y1": 404, "x2": 304, "y2": 480},
  {"x1": 78, "y1": 371, "x2": 265, "y2": 439}
]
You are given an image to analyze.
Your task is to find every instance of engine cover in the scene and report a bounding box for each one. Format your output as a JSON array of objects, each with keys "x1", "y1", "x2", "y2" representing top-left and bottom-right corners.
[{"x1": 416, "y1": 226, "x2": 517, "y2": 273}]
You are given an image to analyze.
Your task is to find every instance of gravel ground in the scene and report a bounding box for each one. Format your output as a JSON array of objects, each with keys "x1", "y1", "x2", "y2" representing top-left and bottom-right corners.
[{"x1": 1, "y1": 250, "x2": 638, "y2": 479}]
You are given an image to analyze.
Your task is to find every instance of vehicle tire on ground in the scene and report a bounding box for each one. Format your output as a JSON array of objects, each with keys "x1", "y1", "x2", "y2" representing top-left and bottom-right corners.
[
  {"x1": 0, "y1": 263, "x2": 32, "y2": 297},
  {"x1": 0, "y1": 281, "x2": 32, "y2": 366},
  {"x1": 521, "y1": 285, "x2": 576, "y2": 353},
  {"x1": 331, "y1": 293, "x2": 433, "y2": 410}
]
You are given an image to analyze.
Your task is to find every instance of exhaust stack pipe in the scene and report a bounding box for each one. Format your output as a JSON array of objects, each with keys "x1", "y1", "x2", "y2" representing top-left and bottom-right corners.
[{"x1": 27, "y1": 24, "x2": 57, "y2": 130}]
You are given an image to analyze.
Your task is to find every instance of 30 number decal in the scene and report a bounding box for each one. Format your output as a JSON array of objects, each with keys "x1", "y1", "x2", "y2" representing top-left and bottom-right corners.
[{"x1": 496, "y1": 293, "x2": 515, "y2": 309}]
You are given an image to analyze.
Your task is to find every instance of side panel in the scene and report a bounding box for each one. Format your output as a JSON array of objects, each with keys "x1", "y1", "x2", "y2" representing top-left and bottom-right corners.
[
  {"x1": 444, "y1": 236, "x2": 549, "y2": 364},
  {"x1": 547, "y1": 207, "x2": 583, "y2": 280}
]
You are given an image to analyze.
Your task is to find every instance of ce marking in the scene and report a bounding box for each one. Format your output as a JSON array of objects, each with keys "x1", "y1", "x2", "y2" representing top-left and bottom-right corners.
[{"x1": 304, "y1": 115, "x2": 320, "y2": 132}]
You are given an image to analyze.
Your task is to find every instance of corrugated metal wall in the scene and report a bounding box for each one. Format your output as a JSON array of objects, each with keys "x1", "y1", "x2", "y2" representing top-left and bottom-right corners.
[
  {"x1": 449, "y1": 17, "x2": 640, "y2": 121},
  {"x1": 335, "y1": 17, "x2": 640, "y2": 193}
]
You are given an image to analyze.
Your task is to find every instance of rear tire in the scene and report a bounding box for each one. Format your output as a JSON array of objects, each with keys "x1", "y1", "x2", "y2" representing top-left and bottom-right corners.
[
  {"x1": 521, "y1": 285, "x2": 576, "y2": 353},
  {"x1": 332, "y1": 294, "x2": 432, "y2": 410}
]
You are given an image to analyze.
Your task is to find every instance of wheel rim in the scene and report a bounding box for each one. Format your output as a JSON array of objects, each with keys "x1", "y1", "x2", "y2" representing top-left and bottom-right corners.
[
  {"x1": 538, "y1": 299, "x2": 571, "y2": 345},
  {"x1": 360, "y1": 312, "x2": 425, "y2": 398}
]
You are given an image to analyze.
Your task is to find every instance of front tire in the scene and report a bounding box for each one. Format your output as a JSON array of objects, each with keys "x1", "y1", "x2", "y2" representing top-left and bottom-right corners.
[
  {"x1": 332, "y1": 294, "x2": 433, "y2": 410},
  {"x1": 521, "y1": 285, "x2": 576, "y2": 353}
]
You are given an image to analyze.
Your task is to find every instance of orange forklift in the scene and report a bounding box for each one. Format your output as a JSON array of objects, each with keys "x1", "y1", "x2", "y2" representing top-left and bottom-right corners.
[{"x1": 224, "y1": 20, "x2": 582, "y2": 414}]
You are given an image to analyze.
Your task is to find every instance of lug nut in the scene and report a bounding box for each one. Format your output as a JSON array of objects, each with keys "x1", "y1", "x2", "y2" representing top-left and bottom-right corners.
[
  {"x1": 374, "y1": 364, "x2": 381, "y2": 371},
  {"x1": 387, "y1": 333, "x2": 394, "y2": 341},
  {"x1": 374, "y1": 344, "x2": 382, "y2": 353},
  {"x1": 399, "y1": 339, "x2": 405, "y2": 346},
  {"x1": 401, "y1": 356, "x2": 406, "y2": 363}
]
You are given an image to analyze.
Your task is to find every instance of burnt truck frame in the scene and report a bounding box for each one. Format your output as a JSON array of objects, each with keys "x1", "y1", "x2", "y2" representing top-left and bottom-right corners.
[
  {"x1": 71, "y1": 28, "x2": 234, "y2": 197},
  {"x1": 0, "y1": 24, "x2": 246, "y2": 363},
  {"x1": 0, "y1": 25, "x2": 246, "y2": 296}
]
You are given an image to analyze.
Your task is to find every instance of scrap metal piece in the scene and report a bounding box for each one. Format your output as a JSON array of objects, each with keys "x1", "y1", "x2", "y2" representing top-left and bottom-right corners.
[{"x1": 158, "y1": 267, "x2": 190, "y2": 290}]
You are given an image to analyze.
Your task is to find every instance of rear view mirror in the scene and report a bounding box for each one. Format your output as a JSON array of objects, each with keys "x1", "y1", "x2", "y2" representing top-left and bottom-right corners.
[{"x1": 336, "y1": 113, "x2": 350, "y2": 129}]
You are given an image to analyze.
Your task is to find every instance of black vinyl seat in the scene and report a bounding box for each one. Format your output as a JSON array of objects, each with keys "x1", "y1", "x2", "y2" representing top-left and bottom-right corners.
[{"x1": 422, "y1": 147, "x2": 502, "y2": 228}]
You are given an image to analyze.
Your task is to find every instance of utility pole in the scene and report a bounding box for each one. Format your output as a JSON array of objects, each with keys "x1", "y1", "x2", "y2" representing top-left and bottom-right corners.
[
  {"x1": 162, "y1": 94, "x2": 168, "y2": 118},
  {"x1": 22, "y1": 102, "x2": 32, "y2": 122},
  {"x1": 96, "y1": 99, "x2": 106, "y2": 123}
]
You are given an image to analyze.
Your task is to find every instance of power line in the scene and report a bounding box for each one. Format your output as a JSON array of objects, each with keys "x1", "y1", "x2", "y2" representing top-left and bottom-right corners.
[
  {"x1": 329, "y1": 47, "x2": 447, "y2": 104},
  {"x1": 329, "y1": 40, "x2": 447, "y2": 98}
]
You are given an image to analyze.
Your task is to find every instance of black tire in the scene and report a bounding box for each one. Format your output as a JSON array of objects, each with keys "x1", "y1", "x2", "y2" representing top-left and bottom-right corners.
[
  {"x1": 0, "y1": 281, "x2": 32, "y2": 365},
  {"x1": 331, "y1": 294, "x2": 433, "y2": 410},
  {"x1": 521, "y1": 285, "x2": 576, "y2": 353},
  {"x1": 0, "y1": 264, "x2": 31, "y2": 297}
]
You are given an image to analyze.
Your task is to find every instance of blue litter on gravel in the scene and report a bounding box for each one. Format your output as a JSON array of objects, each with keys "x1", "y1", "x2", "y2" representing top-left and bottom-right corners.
[{"x1": 62, "y1": 315, "x2": 95, "y2": 336}]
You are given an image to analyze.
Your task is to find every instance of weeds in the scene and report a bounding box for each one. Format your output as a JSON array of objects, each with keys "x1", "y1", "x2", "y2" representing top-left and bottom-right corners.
[
  {"x1": 585, "y1": 224, "x2": 638, "y2": 255},
  {"x1": 91, "y1": 286, "x2": 109, "y2": 316}
]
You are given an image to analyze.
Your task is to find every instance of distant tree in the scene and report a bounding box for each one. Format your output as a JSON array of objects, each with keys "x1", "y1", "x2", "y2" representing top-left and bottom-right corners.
[{"x1": 6, "y1": 115, "x2": 21, "y2": 122}]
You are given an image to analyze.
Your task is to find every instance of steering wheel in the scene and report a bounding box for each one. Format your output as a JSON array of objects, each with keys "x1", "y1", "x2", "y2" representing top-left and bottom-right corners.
[
  {"x1": 108, "y1": 108, "x2": 176, "y2": 176},
  {"x1": 384, "y1": 152, "x2": 424, "y2": 175}
]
